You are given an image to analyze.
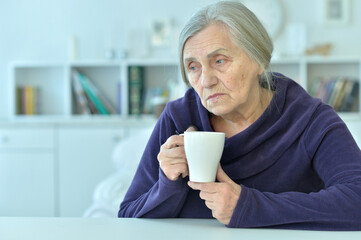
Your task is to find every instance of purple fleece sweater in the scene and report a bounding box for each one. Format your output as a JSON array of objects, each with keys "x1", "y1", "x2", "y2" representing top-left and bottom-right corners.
[{"x1": 118, "y1": 73, "x2": 361, "y2": 230}]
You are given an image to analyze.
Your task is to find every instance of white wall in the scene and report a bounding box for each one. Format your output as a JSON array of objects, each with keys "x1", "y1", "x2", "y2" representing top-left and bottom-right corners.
[
  {"x1": 1, "y1": 0, "x2": 361, "y2": 120},
  {"x1": 277, "y1": 0, "x2": 361, "y2": 57}
]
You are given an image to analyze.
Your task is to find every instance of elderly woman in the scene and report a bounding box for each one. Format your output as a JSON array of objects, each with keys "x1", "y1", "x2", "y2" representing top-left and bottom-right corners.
[{"x1": 118, "y1": 1, "x2": 361, "y2": 230}]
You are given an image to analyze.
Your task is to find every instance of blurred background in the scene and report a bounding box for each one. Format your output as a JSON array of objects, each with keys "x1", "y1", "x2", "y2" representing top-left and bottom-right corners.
[
  {"x1": 1, "y1": 0, "x2": 361, "y2": 118},
  {"x1": 0, "y1": 0, "x2": 360, "y2": 218}
]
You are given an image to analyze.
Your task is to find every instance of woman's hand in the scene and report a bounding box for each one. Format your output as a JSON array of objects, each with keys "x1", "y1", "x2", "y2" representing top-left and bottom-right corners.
[
  {"x1": 188, "y1": 165, "x2": 242, "y2": 225},
  {"x1": 157, "y1": 126, "x2": 197, "y2": 181}
]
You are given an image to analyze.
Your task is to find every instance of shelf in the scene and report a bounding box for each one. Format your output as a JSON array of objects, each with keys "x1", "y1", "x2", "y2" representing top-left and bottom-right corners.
[
  {"x1": 8, "y1": 57, "x2": 361, "y2": 122},
  {"x1": 70, "y1": 65, "x2": 121, "y2": 115},
  {"x1": 10, "y1": 65, "x2": 68, "y2": 116},
  {"x1": 9, "y1": 59, "x2": 181, "y2": 121}
]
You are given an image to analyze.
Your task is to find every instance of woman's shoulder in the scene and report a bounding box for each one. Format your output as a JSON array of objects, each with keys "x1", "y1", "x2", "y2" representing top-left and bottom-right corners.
[
  {"x1": 169, "y1": 87, "x2": 197, "y2": 104},
  {"x1": 161, "y1": 88, "x2": 207, "y2": 133},
  {"x1": 270, "y1": 72, "x2": 334, "y2": 128},
  {"x1": 272, "y1": 72, "x2": 345, "y2": 134},
  {"x1": 272, "y1": 72, "x2": 320, "y2": 108}
]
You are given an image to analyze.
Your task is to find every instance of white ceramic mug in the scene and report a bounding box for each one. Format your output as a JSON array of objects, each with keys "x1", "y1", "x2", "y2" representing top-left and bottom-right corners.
[{"x1": 184, "y1": 131, "x2": 225, "y2": 182}]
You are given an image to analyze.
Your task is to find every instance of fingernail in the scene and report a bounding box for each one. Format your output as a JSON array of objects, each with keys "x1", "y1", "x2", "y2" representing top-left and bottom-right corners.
[
  {"x1": 186, "y1": 125, "x2": 198, "y2": 132},
  {"x1": 189, "y1": 125, "x2": 198, "y2": 130}
]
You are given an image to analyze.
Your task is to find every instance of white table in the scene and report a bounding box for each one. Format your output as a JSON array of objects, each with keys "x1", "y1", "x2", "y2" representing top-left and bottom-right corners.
[{"x1": 0, "y1": 217, "x2": 360, "y2": 240}]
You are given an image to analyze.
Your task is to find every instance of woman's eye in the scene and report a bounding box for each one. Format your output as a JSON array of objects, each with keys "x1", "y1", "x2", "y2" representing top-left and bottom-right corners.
[
  {"x1": 188, "y1": 63, "x2": 199, "y2": 72},
  {"x1": 216, "y1": 59, "x2": 225, "y2": 64}
]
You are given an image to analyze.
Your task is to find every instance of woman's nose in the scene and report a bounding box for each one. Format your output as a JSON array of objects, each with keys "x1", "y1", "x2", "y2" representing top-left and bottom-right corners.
[{"x1": 201, "y1": 68, "x2": 218, "y2": 88}]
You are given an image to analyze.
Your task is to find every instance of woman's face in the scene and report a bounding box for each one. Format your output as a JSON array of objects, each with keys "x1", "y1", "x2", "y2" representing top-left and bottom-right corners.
[{"x1": 183, "y1": 23, "x2": 263, "y2": 118}]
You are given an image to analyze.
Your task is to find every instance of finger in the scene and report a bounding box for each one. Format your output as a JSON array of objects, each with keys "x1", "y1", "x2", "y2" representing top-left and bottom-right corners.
[
  {"x1": 187, "y1": 181, "x2": 218, "y2": 193},
  {"x1": 199, "y1": 190, "x2": 216, "y2": 202},
  {"x1": 216, "y1": 164, "x2": 233, "y2": 184},
  {"x1": 181, "y1": 167, "x2": 189, "y2": 178},
  {"x1": 204, "y1": 200, "x2": 216, "y2": 210},
  {"x1": 211, "y1": 210, "x2": 218, "y2": 220},
  {"x1": 162, "y1": 163, "x2": 189, "y2": 180},
  {"x1": 157, "y1": 148, "x2": 186, "y2": 165},
  {"x1": 159, "y1": 157, "x2": 187, "y2": 166},
  {"x1": 185, "y1": 125, "x2": 198, "y2": 132},
  {"x1": 172, "y1": 163, "x2": 188, "y2": 178},
  {"x1": 162, "y1": 135, "x2": 186, "y2": 149},
  {"x1": 160, "y1": 146, "x2": 186, "y2": 159}
]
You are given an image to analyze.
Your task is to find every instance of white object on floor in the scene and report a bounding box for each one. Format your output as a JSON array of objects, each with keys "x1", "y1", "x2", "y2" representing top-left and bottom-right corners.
[{"x1": 83, "y1": 127, "x2": 154, "y2": 218}]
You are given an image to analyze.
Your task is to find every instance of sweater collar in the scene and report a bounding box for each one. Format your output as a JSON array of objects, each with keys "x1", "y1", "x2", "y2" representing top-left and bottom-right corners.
[{"x1": 194, "y1": 73, "x2": 317, "y2": 179}]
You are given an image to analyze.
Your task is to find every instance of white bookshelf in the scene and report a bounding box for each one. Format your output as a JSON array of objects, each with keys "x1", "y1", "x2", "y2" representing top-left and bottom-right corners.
[
  {"x1": 9, "y1": 59, "x2": 181, "y2": 121},
  {"x1": 9, "y1": 56, "x2": 361, "y2": 122}
]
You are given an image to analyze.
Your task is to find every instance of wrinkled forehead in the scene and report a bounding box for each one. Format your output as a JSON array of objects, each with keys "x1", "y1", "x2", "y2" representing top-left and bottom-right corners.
[{"x1": 182, "y1": 24, "x2": 234, "y2": 60}]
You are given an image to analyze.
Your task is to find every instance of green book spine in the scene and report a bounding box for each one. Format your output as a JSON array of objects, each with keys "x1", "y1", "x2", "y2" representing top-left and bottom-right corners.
[
  {"x1": 16, "y1": 87, "x2": 22, "y2": 115},
  {"x1": 128, "y1": 66, "x2": 144, "y2": 115}
]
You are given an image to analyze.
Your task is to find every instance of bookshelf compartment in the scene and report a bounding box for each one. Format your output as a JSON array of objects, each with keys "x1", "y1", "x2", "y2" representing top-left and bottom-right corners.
[
  {"x1": 70, "y1": 65, "x2": 121, "y2": 115},
  {"x1": 14, "y1": 66, "x2": 66, "y2": 116},
  {"x1": 307, "y1": 62, "x2": 360, "y2": 90},
  {"x1": 128, "y1": 64, "x2": 179, "y2": 115},
  {"x1": 307, "y1": 62, "x2": 360, "y2": 113},
  {"x1": 143, "y1": 65, "x2": 179, "y2": 89}
]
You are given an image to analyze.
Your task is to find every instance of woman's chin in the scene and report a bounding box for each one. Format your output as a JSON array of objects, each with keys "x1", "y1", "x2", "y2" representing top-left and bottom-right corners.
[{"x1": 207, "y1": 107, "x2": 231, "y2": 117}]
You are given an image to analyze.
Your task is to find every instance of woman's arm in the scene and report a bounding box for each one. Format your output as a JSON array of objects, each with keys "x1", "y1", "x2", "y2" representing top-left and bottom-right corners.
[
  {"x1": 228, "y1": 183, "x2": 361, "y2": 230},
  {"x1": 227, "y1": 106, "x2": 361, "y2": 230},
  {"x1": 118, "y1": 111, "x2": 190, "y2": 218}
]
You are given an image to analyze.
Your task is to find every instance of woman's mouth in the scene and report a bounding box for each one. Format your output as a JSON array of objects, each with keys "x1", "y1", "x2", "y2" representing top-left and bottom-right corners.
[{"x1": 206, "y1": 93, "x2": 225, "y2": 102}]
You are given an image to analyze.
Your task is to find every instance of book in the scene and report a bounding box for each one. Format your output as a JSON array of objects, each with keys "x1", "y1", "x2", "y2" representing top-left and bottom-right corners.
[
  {"x1": 327, "y1": 78, "x2": 342, "y2": 107},
  {"x1": 21, "y1": 86, "x2": 26, "y2": 114},
  {"x1": 323, "y1": 79, "x2": 336, "y2": 103},
  {"x1": 333, "y1": 79, "x2": 348, "y2": 111},
  {"x1": 86, "y1": 78, "x2": 116, "y2": 114},
  {"x1": 75, "y1": 71, "x2": 109, "y2": 115},
  {"x1": 338, "y1": 80, "x2": 353, "y2": 111},
  {"x1": 85, "y1": 93, "x2": 98, "y2": 114},
  {"x1": 350, "y1": 82, "x2": 360, "y2": 112},
  {"x1": 340, "y1": 81, "x2": 359, "y2": 112},
  {"x1": 16, "y1": 87, "x2": 22, "y2": 114},
  {"x1": 72, "y1": 70, "x2": 91, "y2": 115},
  {"x1": 310, "y1": 76, "x2": 360, "y2": 112},
  {"x1": 142, "y1": 87, "x2": 169, "y2": 115},
  {"x1": 128, "y1": 66, "x2": 144, "y2": 115},
  {"x1": 17, "y1": 85, "x2": 39, "y2": 115},
  {"x1": 309, "y1": 77, "x2": 321, "y2": 97},
  {"x1": 25, "y1": 86, "x2": 33, "y2": 115}
]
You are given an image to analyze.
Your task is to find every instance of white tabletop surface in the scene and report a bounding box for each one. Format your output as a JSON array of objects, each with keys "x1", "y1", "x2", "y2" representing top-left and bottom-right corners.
[{"x1": 0, "y1": 217, "x2": 360, "y2": 240}]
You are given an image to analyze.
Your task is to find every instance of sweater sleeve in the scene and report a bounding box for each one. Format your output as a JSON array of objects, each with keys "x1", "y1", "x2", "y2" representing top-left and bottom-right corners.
[
  {"x1": 228, "y1": 105, "x2": 361, "y2": 230},
  {"x1": 118, "y1": 108, "x2": 189, "y2": 218}
]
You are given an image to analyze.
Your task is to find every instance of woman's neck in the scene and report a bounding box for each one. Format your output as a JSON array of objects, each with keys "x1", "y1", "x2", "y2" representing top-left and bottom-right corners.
[{"x1": 211, "y1": 87, "x2": 273, "y2": 138}]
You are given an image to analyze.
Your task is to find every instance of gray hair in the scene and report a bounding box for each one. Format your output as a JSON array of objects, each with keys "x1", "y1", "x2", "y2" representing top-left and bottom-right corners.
[{"x1": 178, "y1": 1, "x2": 274, "y2": 89}]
